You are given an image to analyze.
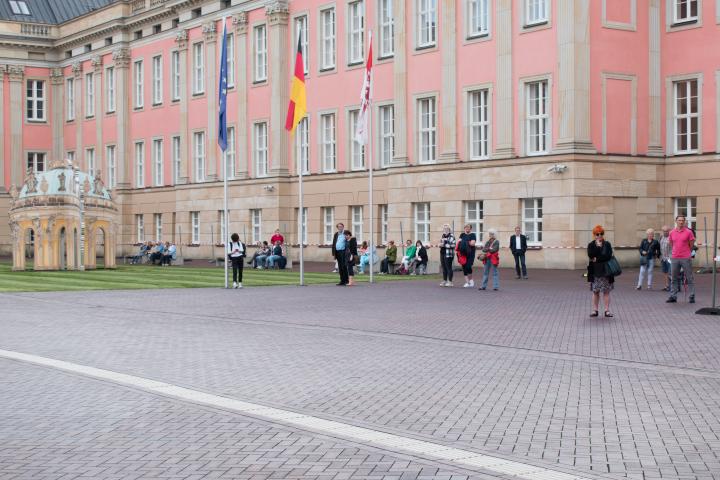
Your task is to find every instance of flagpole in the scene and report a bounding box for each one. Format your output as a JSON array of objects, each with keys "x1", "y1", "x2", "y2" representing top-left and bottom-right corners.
[
  {"x1": 367, "y1": 31, "x2": 374, "y2": 285},
  {"x1": 297, "y1": 129, "x2": 304, "y2": 287},
  {"x1": 221, "y1": 16, "x2": 229, "y2": 289}
]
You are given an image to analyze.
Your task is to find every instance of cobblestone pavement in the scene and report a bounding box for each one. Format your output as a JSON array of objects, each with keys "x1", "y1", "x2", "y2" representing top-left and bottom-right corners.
[{"x1": 1, "y1": 268, "x2": 719, "y2": 479}]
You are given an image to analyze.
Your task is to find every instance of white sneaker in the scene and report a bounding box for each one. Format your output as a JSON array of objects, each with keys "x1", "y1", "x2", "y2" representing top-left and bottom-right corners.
[
  {"x1": 237, "y1": 283, "x2": 243, "y2": 289},
  {"x1": 232, "y1": 282, "x2": 238, "y2": 289},
  {"x1": 463, "y1": 282, "x2": 470, "y2": 288},
  {"x1": 446, "y1": 281, "x2": 453, "y2": 287},
  {"x1": 468, "y1": 280, "x2": 475, "y2": 287},
  {"x1": 439, "y1": 281, "x2": 447, "y2": 286}
]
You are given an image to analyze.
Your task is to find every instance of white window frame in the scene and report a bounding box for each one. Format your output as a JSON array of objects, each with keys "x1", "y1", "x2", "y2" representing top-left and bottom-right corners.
[
  {"x1": 193, "y1": 131, "x2": 205, "y2": 182},
  {"x1": 525, "y1": 79, "x2": 550, "y2": 156},
  {"x1": 251, "y1": 209, "x2": 262, "y2": 244},
  {"x1": 26, "y1": 152, "x2": 46, "y2": 173},
  {"x1": 155, "y1": 213, "x2": 163, "y2": 241},
  {"x1": 380, "y1": 205, "x2": 388, "y2": 244},
  {"x1": 135, "y1": 141, "x2": 145, "y2": 187},
  {"x1": 224, "y1": 126, "x2": 236, "y2": 179},
  {"x1": 673, "y1": 78, "x2": 700, "y2": 154},
  {"x1": 66, "y1": 78, "x2": 75, "y2": 121},
  {"x1": 105, "y1": 66, "x2": 116, "y2": 113},
  {"x1": 296, "y1": 207, "x2": 308, "y2": 244},
  {"x1": 171, "y1": 51, "x2": 180, "y2": 101},
  {"x1": 191, "y1": 211, "x2": 200, "y2": 244},
  {"x1": 226, "y1": 33, "x2": 236, "y2": 88},
  {"x1": 467, "y1": 0, "x2": 490, "y2": 38},
  {"x1": 295, "y1": 117, "x2": 310, "y2": 174},
  {"x1": 674, "y1": 197, "x2": 698, "y2": 231},
  {"x1": 522, "y1": 198, "x2": 543, "y2": 245},
  {"x1": 673, "y1": 0, "x2": 699, "y2": 24},
  {"x1": 294, "y1": 15, "x2": 309, "y2": 75},
  {"x1": 349, "y1": 109, "x2": 365, "y2": 170},
  {"x1": 136, "y1": 214, "x2": 145, "y2": 243},
  {"x1": 134, "y1": 60, "x2": 144, "y2": 109},
  {"x1": 66, "y1": 151, "x2": 75, "y2": 167},
  {"x1": 378, "y1": 104, "x2": 395, "y2": 168},
  {"x1": 468, "y1": 88, "x2": 490, "y2": 160},
  {"x1": 26, "y1": 79, "x2": 46, "y2": 121},
  {"x1": 352, "y1": 205, "x2": 363, "y2": 242},
  {"x1": 106, "y1": 145, "x2": 116, "y2": 188},
  {"x1": 152, "y1": 55, "x2": 163, "y2": 105},
  {"x1": 86, "y1": 148, "x2": 96, "y2": 177},
  {"x1": 414, "y1": 203, "x2": 431, "y2": 244},
  {"x1": 465, "y1": 200, "x2": 484, "y2": 242},
  {"x1": 193, "y1": 43, "x2": 204, "y2": 94},
  {"x1": 254, "y1": 122, "x2": 268, "y2": 177},
  {"x1": 219, "y1": 210, "x2": 226, "y2": 245},
  {"x1": 320, "y1": 7, "x2": 336, "y2": 71},
  {"x1": 253, "y1": 25, "x2": 267, "y2": 82},
  {"x1": 417, "y1": 96, "x2": 437, "y2": 164},
  {"x1": 85, "y1": 72, "x2": 94, "y2": 117},
  {"x1": 152, "y1": 138, "x2": 163, "y2": 186},
  {"x1": 320, "y1": 112, "x2": 337, "y2": 172},
  {"x1": 323, "y1": 207, "x2": 335, "y2": 244},
  {"x1": 347, "y1": 1, "x2": 365, "y2": 65},
  {"x1": 524, "y1": 0, "x2": 549, "y2": 27},
  {"x1": 172, "y1": 136, "x2": 181, "y2": 184},
  {"x1": 378, "y1": 0, "x2": 394, "y2": 57},
  {"x1": 416, "y1": 0, "x2": 437, "y2": 48}
]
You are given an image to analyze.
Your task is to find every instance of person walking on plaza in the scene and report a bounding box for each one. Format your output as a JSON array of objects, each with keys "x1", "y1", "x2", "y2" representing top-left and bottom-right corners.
[
  {"x1": 667, "y1": 215, "x2": 696, "y2": 304},
  {"x1": 659, "y1": 226, "x2": 672, "y2": 291},
  {"x1": 458, "y1": 224, "x2": 477, "y2": 288},
  {"x1": 479, "y1": 229, "x2": 500, "y2": 290},
  {"x1": 509, "y1": 226, "x2": 528, "y2": 279},
  {"x1": 331, "y1": 223, "x2": 349, "y2": 286},
  {"x1": 587, "y1": 225, "x2": 615, "y2": 317},
  {"x1": 439, "y1": 224, "x2": 456, "y2": 287},
  {"x1": 228, "y1": 233, "x2": 246, "y2": 289},
  {"x1": 636, "y1": 228, "x2": 660, "y2": 290},
  {"x1": 344, "y1": 230, "x2": 358, "y2": 286},
  {"x1": 380, "y1": 240, "x2": 397, "y2": 274}
]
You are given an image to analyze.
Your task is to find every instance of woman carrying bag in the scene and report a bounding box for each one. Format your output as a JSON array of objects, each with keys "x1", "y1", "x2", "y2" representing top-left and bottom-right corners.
[{"x1": 587, "y1": 225, "x2": 619, "y2": 317}]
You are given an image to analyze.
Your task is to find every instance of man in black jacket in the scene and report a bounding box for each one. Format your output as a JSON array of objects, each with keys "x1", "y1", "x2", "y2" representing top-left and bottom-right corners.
[
  {"x1": 331, "y1": 222, "x2": 349, "y2": 285},
  {"x1": 509, "y1": 226, "x2": 528, "y2": 279}
]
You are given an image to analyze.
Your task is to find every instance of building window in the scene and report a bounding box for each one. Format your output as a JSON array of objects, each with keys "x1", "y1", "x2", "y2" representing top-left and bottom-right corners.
[
  {"x1": 525, "y1": 0, "x2": 548, "y2": 27},
  {"x1": 135, "y1": 142, "x2": 145, "y2": 187},
  {"x1": 379, "y1": 105, "x2": 395, "y2": 168},
  {"x1": 414, "y1": 203, "x2": 431, "y2": 244},
  {"x1": 674, "y1": 197, "x2": 697, "y2": 231},
  {"x1": 155, "y1": 213, "x2": 163, "y2": 241},
  {"x1": 348, "y1": 1, "x2": 364, "y2": 64},
  {"x1": 26, "y1": 152, "x2": 45, "y2": 173},
  {"x1": 193, "y1": 43, "x2": 204, "y2": 94},
  {"x1": 9, "y1": 1, "x2": 30, "y2": 15},
  {"x1": 66, "y1": 151, "x2": 75, "y2": 167},
  {"x1": 254, "y1": 25, "x2": 267, "y2": 82},
  {"x1": 86, "y1": 148, "x2": 95, "y2": 177},
  {"x1": 171, "y1": 51, "x2": 180, "y2": 101},
  {"x1": 526, "y1": 80, "x2": 549, "y2": 155},
  {"x1": 66, "y1": 78, "x2": 75, "y2": 121},
  {"x1": 352, "y1": 205, "x2": 363, "y2": 241},
  {"x1": 152, "y1": 55, "x2": 163, "y2": 105},
  {"x1": 106, "y1": 145, "x2": 116, "y2": 188},
  {"x1": 321, "y1": 113, "x2": 336, "y2": 172},
  {"x1": 674, "y1": 79, "x2": 699, "y2": 154},
  {"x1": 296, "y1": 207, "x2": 308, "y2": 244},
  {"x1": 469, "y1": 89, "x2": 489, "y2": 159},
  {"x1": 134, "y1": 60, "x2": 144, "y2": 108},
  {"x1": 251, "y1": 209, "x2": 262, "y2": 243},
  {"x1": 224, "y1": 126, "x2": 236, "y2": 179},
  {"x1": 254, "y1": 122, "x2": 268, "y2": 177},
  {"x1": 172, "y1": 136, "x2": 181, "y2": 184},
  {"x1": 85, "y1": 73, "x2": 94, "y2": 117},
  {"x1": 152, "y1": 138, "x2": 163, "y2": 186},
  {"x1": 465, "y1": 200, "x2": 484, "y2": 241},
  {"x1": 191, "y1": 211, "x2": 200, "y2": 244},
  {"x1": 105, "y1": 67, "x2": 115, "y2": 112},
  {"x1": 417, "y1": 0, "x2": 437, "y2": 48},
  {"x1": 380, "y1": 205, "x2": 388, "y2": 244},
  {"x1": 323, "y1": 207, "x2": 335, "y2": 244},
  {"x1": 418, "y1": 97, "x2": 436, "y2": 164},
  {"x1": 378, "y1": 0, "x2": 394, "y2": 57},
  {"x1": 194, "y1": 131, "x2": 205, "y2": 182},
  {"x1": 136, "y1": 214, "x2": 144, "y2": 243},
  {"x1": 349, "y1": 110, "x2": 365, "y2": 170},
  {"x1": 294, "y1": 16, "x2": 309, "y2": 74},
  {"x1": 673, "y1": 0, "x2": 698, "y2": 24},
  {"x1": 226, "y1": 33, "x2": 235, "y2": 87},
  {"x1": 26, "y1": 80, "x2": 45, "y2": 121},
  {"x1": 468, "y1": 0, "x2": 490, "y2": 38},
  {"x1": 523, "y1": 198, "x2": 543, "y2": 245},
  {"x1": 320, "y1": 8, "x2": 336, "y2": 70},
  {"x1": 296, "y1": 117, "x2": 309, "y2": 174},
  {"x1": 219, "y1": 210, "x2": 227, "y2": 245}
]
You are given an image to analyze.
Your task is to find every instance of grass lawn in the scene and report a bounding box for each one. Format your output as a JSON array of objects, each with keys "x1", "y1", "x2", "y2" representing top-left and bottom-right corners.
[{"x1": 0, "y1": 263, "x2": 437, "y2": 292}]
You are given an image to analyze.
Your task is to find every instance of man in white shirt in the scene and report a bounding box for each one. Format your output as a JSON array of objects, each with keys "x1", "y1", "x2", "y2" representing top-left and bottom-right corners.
[{"x1": 509, "y1": 226, "x2": 528, "y2": 279}]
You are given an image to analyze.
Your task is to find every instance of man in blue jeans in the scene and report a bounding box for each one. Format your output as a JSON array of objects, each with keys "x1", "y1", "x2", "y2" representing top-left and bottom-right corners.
[
  {"x1": 331, "y1": 223, "x2": 349, "y2": 285},
  {"x1": 264, "y1": 241, "x2": 284, "y2": 268}
]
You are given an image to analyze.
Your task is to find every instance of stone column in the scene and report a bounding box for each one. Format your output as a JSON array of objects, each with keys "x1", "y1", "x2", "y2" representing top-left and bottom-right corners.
[
  {"x1": 648, "y1": 0, "x2": 663, "y2": 156},
  {"x1": 438, "y1": 0, "x2": 458, "y2": 163},
  {"x1": 267, "y1": 1, "x2": 290, "y2": 176},
  {"x1": 175, "y1": 31, "x2": 190, "y2": 184},
  {"x1": 554, "y1": 0, "x2": 596, "y2": 154},
  {"x1": 493, "y1": 0, "x2": 514, "y2": 158},
  {"x1": 50, "y1": 68, "x2": 65, "y2": 164},
  {"x1": 92, "y1": 56, "x2": 103, "y2": 173},
  {"x1": 234, "y1": 13, "x2": 249, "y2": 179},
  {"x1": 112, "y1": 48, "x2": 131, "y2": 188},
  {"x1": 0, "y1": 67, "x2": 5, "y2": 191},
  {"x1": 203, "y1": 21, "x2": 218, "y2": 181},
  {"x1": 8, "y1": 65, "x2": 24, "y2": 186},
  {"x1": 390, "y1": 0, "x2": 409, "y2": 167},
  {"x1": 72, "y1": 62, "x2": 84, "y2": 169}
]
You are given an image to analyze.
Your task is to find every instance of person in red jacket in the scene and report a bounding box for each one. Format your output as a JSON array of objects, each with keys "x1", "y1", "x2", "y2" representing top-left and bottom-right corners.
[{"x1": 270, "y1": 229, "x2": 284, "y2": 246}]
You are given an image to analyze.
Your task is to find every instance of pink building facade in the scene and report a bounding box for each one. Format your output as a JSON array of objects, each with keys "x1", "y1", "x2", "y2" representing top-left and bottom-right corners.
[{"x1": 0, "y1": 0, "x2": 718, "y2": 268}]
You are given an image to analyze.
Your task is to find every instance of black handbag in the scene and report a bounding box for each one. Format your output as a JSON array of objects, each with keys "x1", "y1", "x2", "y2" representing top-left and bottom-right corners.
[{"x1": 606, "y1": 256, "x2": 622, "y2": 276}]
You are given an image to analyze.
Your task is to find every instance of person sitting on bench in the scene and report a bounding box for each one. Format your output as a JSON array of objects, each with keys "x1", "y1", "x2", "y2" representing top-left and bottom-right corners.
[
  {"x1": 380, "y1": 240, "x2": 397, "y2": 274},
  {"x1": 265, "y1": 241, "x2": 285, "y2": 269}
]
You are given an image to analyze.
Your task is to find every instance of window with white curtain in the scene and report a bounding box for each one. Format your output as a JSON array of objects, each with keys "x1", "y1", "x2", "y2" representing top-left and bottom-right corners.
[
  {"x1": 352, "y1": 205, "x2": 363, "y2": 242},
  {"x1": 323, "y1": 207, "x2": 335, "y2": 244},
  {"x1": 296, "y1": 117, "x2": 309, "y2": 174},
  {"x1": 321, "y1": 113, "x2": 336, "y2": 172},
  {"x1": 155, "y1": 213, "x2": 163, "y2": 241},
  {"x1": 465, "y1": 200, "x2": 484, "y2": 241},
  {"x1": 191, "y1": 211, "x2": 200, "y2": 244},
  {"x1": 673, "y1": 79, "x2": 699, "y2": 154},
  {"x1": 135, "y1": 142, "x2": 145, "y2": 187},
  {"x1": 295, "y1": 207, "x2": 308, "y2": 244},
  {"x1": 523, "y1": 198, "x2": 543, "y2": 245},
  {"x1": 418, "y1": 97, "x2": 436, "y2": 163},
  {"x1": 468, "y1": 89, "x2": 489, "y2": 159},
  {"x1": 380, "y1": 205, "x2": 388, "y2": 244},
  {"x1": 526, "y1": 80, "x2": 548, "y2": 155},
  {"x1": 224, "y1": 126, "x2": 236, "y2": 179},
  {"x1": 525, "y1": 0, "x2": 548, "y2": 26},
  {"x1": 105, "y1": 67, "x2": 115, "y2": 112},
  {"x1": 85, "y1": 73, "x2": 94, "y2": 117},
  {"x1": 226, "y1": 33, "x2": 235, "y2": 87},
  {"x1": 106, "y1": 145, "x2": 116, "y2": 188},
  {"x1": 468, "y1": 0, "x2": 490, "y2": 38},
  {"x1": 66, "y1": 78, "x2": 75, "y2": 120},
  {"x1": 172, "y1": 136, "x2": 181, "y2": 184},
  {"x1": 152, "y1": 138, "x2": 163, "y2": 186},
  {"x1": 294, "y1": 16, "x2": 309, "y2": 74},
  {"x1": 320, "y1": 8, "x2": 336, "y2": 70},
  {"x1": 416, "y1": 0, "x2": 437, "y2": 48},
  {"x1": 86, "y1": 148, "x2": 95, "y2": 177},
  {"x1": 171, "y1": 51, "x2": 180, "y2": 100},
  {"x1": 254, "y1": 123, "x2": 268, "y2": 177},
  {"x1": 194, "y1": 132, "x2": 205, "y2": 182},
  {"x1": 251, "y1": 209, "x2": 262, "y2": 243},
  {"x1": 378, "y1": 0, "x2": 394, "y2": 57},
  {"x1": 193, "y1": 43, "x2": 204, "y2": 94},
  {"x1": 254, "y1": 25, "x2": 267, "y2": 82},
  {"x1": 349, "y1": 110, "x2": 365, "y2": 170},
  {"x1": 136, "y1": 214, "x2": 144, "y2": 243},
  {"x1": 134, "y1": 60, "x2": 144, "y2": 108},
  {"x1": 379, "y1": 105, "x2": 395, "y2": 168},
  {"x1": 152, "y1": 55, "x2": 163, "y2": 105},
  {"x1": 348, "y1": 1, "x2": 364, "y2": 64},
  {"x1": 414, "y1": 203, "x2": 431, "y2": 244}
]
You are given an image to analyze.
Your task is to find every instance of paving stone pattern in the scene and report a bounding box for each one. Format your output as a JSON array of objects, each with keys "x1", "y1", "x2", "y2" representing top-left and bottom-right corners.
[{"x1": 1, "y1": 269, "x2": 719, "y2": 479}]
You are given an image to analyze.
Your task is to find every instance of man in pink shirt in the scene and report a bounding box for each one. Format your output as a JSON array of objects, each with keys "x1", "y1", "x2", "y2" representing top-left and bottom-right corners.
[{"x1": 667, "y1": 215, "x2": 696, "y2": 304}]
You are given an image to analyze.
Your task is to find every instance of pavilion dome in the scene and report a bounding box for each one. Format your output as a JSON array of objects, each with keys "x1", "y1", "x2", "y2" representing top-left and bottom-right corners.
[{"x1": 14, "y1": 159, "x2": 111, "y2": 201}]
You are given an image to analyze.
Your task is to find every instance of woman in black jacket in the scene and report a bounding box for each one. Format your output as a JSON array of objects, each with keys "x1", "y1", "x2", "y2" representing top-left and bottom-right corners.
[
  {"x1": 344, "y1": 230, "x2": 358, "y2": 286},
  {"x1": 587, "y1": 225, "x2": 614, "y2": 317},
  {"x1": 636, "y1": 228, "x2": 660, "y2": 290},
  {"x1": 412, "y1": 240, "x2": 428, "y2": 275}
]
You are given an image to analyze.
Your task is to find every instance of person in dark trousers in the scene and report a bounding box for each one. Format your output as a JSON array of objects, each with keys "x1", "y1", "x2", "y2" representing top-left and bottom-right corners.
[
  {"x1": 439, "y1": 224, "x2": 456, "y2": 287},
  {"x1": 412, "y1": 240, "x2": 429, "y2": 275},
  {"x1": 331, "y1": 223, "x2": 349, "y2": 286},
  {"x1": 380, "y1": 240, "x2": 397, "y2": 274},
  {"x1": 509, "y1": 226, "x2": 528, "y2": 279},
  {"x1": 344, "y1": 230, "x2": 358, "y2": 286},
  {"x1": 587, "y1": 225, "x2": 615, "y2": 317},
  {"x1": 458, "y1": 224, "x2": 477, "y2": 288},
  {"x1": 228, "y1": 233, "x2": 246, "y2": 289}
]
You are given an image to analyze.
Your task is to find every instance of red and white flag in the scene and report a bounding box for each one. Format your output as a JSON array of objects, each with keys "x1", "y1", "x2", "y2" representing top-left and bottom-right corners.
[{"x1": 355, "y1": 31, "x2": 373, "y2": 145}]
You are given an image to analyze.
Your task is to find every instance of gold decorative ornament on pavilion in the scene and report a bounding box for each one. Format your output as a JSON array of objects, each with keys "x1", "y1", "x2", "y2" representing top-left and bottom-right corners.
[{"x1": 7, "y1": 159, "x2": 118, "y2": 271}]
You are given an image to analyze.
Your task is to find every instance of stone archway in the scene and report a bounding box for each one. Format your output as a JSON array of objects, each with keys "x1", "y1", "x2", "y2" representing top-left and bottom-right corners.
[
  {"x1": 23, "y1": 228, "x2": 35, "y2": 269},
  {"x1": 95, "y1": 227, "x2": 106, "y2": 268},
  {"x1": 59, "y1": 227, "x2": 67, "y2": 270}
]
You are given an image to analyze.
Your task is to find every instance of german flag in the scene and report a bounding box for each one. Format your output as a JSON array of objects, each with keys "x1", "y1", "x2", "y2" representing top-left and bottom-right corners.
[{"x1": 285, "y1": 35, "x2": 307, "y2": 132}]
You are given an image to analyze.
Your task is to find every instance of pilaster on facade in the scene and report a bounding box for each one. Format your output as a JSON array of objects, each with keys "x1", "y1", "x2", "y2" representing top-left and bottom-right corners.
[
  {"x1": 0, "y1": 66, "x2": 5, "y2": 192},
  {"x1": 647, "y1": 0, "x2": 664, "y2": 156},
  {"x1": 493, "y1": 0, "x2": 515, "y2": 159},
  {"x1": 233, "y1": 13, "x2": 249, "y2": 180},
  {"x1": 7, "y1": 65, "x2": 24, "y2": 187},
  {"x1": 112, "y1": 48, "x2": 132, "y2": 188},
  {"x1": 92, "y1": 56, "x2": 104, "y2": 176},
  {"x1": 267, "y1": 1, "x2": 290, "y2": 176},
  {"x1": 72, "y1": 61, "x2": 83, "y2": 169},
  {"x1": 390, "y1": 0, "x2": 409, "y2": 167},
  {"x1": 554, "y1": 0, "x2": 596, "y2": 155},
  {"x1": 175, "y1": 30, "x2": 190, "y2": 185},
  {"x1": 50, "y1": 68, "x2": 65, "y2": 164},
  {"x1": 203, "y1": 21, "x2": 218, "y2": 181},
  {"x1": 438, "y1": 0, "x2": 459, "y2": 164}
]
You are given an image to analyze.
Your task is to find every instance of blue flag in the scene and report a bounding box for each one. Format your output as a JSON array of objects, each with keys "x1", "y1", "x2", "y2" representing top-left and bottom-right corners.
[{"x1": 218, "y1": 19, "x2": 228, "y2": 152}]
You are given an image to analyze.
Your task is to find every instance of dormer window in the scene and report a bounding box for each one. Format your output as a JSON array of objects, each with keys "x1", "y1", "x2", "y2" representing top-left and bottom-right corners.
[{"x1": 9, "y1": 0, "x2": 30, "y2": 15}]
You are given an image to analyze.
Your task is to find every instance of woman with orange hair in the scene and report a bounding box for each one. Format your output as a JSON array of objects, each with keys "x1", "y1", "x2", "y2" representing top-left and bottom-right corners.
[{"x1": 587, "y1": 225, "x2": 615, "y2": 317}]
